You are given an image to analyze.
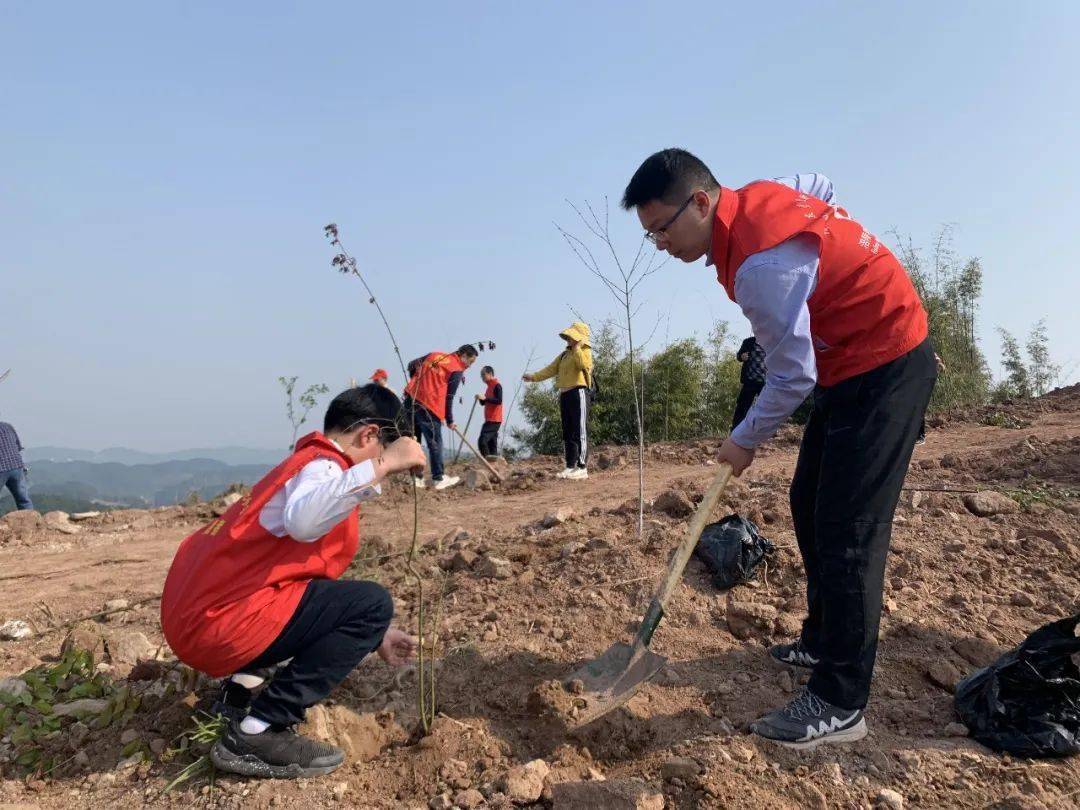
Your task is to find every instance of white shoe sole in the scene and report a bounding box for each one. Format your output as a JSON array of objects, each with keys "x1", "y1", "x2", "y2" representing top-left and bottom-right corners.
[
  {"x1": 433, "y1": 477, "x2": 460, "y2": 491},
  {"x1": 758, "y1": 717, "x2": 868, "y2": 751}
]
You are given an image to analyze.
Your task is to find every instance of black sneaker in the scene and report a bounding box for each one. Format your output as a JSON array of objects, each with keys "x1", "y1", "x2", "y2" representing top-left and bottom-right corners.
[
  {"x1": 768, "y1": 639, "x2": 820, "y2": 670},
  {"x1": 210, "y1": 682, "x2": 253, "y2": 723},
  {"x1": 751, "y1": 688, "x2": 867, "y2": 750},
  {"x1": 211, "y1": 720, "x2": 344, "y2": 778}
]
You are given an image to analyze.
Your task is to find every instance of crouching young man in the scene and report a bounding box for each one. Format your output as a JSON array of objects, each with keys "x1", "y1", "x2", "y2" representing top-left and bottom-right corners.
[{"x1": 160, "y1": 384, "x2": 425, "y2": 778}]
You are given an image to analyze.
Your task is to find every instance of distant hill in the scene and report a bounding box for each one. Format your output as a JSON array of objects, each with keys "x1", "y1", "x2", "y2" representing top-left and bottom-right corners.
[
  {"x1": 8, "y1": 458, "x2": 272, "y2": 508},
  {"x1": 25, "y1": 445, "x2": 283, "y2": 466}
]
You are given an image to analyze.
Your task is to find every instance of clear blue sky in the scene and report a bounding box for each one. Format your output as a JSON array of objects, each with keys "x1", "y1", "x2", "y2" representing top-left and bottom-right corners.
[{"x1": 3, "y1": 1, "x2": 1078, "y2": 451}]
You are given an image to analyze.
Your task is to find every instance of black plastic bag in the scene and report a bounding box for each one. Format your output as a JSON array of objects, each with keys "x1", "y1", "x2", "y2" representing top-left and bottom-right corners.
[
  {"x1": 954, "y1": 613, "x2": 1080, "y2": 758},
  {"x1": 693, "y1": 514, "x2": 775, "y2": 590}
]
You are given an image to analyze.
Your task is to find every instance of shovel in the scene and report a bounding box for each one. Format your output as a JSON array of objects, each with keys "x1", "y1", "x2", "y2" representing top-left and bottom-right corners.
[
  {"x1": 564, "y1": 462, "x2": 733, "y2": 728},
  {"x1": 449, "y1": 425, "x2": 503, "y2": 482}
]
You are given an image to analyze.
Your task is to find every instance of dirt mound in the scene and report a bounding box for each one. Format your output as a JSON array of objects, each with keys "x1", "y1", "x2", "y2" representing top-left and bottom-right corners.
[
  {"x1": 926, "y1": 435, "x2": 1080, "y2": 489},
  {"x1": 938, "y1": 383, "x2": 1080, "y2": 430}
]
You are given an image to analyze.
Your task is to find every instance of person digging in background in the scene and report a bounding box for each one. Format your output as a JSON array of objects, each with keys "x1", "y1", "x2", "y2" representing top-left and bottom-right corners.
[
  {"x1": 160, "y1": 384, "x2": 424, "y2": 778},
  {"x1": 476, "y1": 365, "x2": 503, "y2": 458},
  {"x1": 732, "y1": 335, "x2": 767, "y2": 430},
  {"x1": 522, "y1": 321, "x2": 594, "y2": 480},
  {"x1": 403, "y1": 344, "x2": 479, "y2": 490},
  {"x1": 622, "y1": 150, "x2": 935, "y2": 750}
]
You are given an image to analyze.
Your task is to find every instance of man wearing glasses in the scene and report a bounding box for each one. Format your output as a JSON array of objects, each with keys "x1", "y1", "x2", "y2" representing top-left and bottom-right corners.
[{"x1": 622, "y1": 150, "x2": 935, "y2": 750}]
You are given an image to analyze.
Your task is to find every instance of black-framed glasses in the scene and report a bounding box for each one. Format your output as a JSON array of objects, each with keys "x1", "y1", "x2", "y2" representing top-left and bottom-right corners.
[
  {"x1": 645, "y1": 194, "x2": 694, "y2": 244},
  {"x1": 343, "y1": 415, "x2": 414, "y2": 445}
]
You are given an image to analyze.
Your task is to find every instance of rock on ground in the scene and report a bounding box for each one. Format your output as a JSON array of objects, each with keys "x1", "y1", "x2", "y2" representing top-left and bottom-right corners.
[
  {"x1": 0, "y1": 676, "x2": 30, "y2": 699},
  {"x1": 476, "y1": 555, "x2": 513, "y2": 579},
  {"x1": 926, "y1": 660, "x2": 963, "y2": 693},
  {"x1": 104, "y1": 629, "x2": 156, "y2": 665},
  {"x1": 952, "y1": 636, "x2": 1001, "y2": 667},
  {"x1": 1, "y1": 509, "x2": 44, "y2": 534},
  {"x1": 726, "y1": 602, "x2": 778, "y2": 640},
  {"x1": 44, "y1": 511, "x2": 81, "y2": 534},
  {"x1": 661, "y1": 756, "x2": 702, "y2": 781},
  {"x1": 53, "y1": 698, "x2": 109, "y2": 719},
  {"x1": 0, "y1": 619, "x2": 31, "y2": 640},
  {"x1": 962, "y1": 491, "x2": 1019, "y2": 517},
  {"x1": 542, "y1": 507, "x2": 574, "y2": 528},
  {"x1": 465, "y1": 468, "x2": 493, "y2": 491},
  {"x1": 501, "y1": 759, "x2": 550, "y2": 803},
  {"x1": 875, "y1": 788, "x2": 905, "y2": 809},
  {"x1": 441, "y1": 549, "x2": 478, "y2": 572},
  {"x1": 62, "y1": 621, "x2": 107, "y2": 663}
]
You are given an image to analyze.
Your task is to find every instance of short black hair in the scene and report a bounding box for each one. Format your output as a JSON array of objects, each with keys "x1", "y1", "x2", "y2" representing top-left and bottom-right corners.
[
  {"x1": 457, "y1": 344, "x2": 479, "y2": 359},
  {"x1": 324, "y1": 383, "x2": 407, "y2": 440},
  {"x1": 621, "y1": 148, "x2": 720, "y2": 210},
  {"x1": 481, "y1": 365, "x2": 494, "y2": 376}
]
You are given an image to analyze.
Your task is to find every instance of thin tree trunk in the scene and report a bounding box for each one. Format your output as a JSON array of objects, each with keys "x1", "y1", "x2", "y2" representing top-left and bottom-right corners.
[{"x1": 625, "y1": 297, "x2": 644, "y2": 538}]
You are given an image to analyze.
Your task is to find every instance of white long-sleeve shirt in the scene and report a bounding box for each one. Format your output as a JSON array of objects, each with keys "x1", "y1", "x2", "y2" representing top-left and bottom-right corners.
[
  {"x1": 258, "y1": 454, "x2": 381, "y2": 542},
  {"x1": 726, "y1": 173, "x2": 835, "y2": 449}
]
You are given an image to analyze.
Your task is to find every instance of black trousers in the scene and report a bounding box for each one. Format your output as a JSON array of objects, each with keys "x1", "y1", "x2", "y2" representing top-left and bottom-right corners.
[
  {"x1": 477, "y1": 421, "x2": 500, "y2": 457},
  {"x1": 791, "y1": 338, "x2": 936, "y2": 710},
  {"x1": 241, "y1": 578, "x2": 393, "y2": 727},
  {"x1": 731, "y1": 380, "x2": 764, "y2": 431},
  {"x1": 558, "y1": 387, "x2": 589, "y2": 469}
]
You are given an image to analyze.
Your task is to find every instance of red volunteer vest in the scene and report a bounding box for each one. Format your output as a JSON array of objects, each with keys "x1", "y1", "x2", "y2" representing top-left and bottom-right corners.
[
  {"x1": 483, "y1": 378, "x2": 503, "y2": 423},
  {"x1": 160, "y1": 433, "x2": 361, "y2": 677},
  {"x1": 712, "y1": 181, "x2": 928, "y2": 387},
  {"x1": 403, "y1": 351, "x2": 466, "y2": 421}
]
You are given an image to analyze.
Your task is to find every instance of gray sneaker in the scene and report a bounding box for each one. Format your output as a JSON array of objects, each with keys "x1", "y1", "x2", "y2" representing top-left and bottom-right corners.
[
  {"x1": 211, "y1": 720, "x2": 344, "y2": 778},
  {"x1": 769, "y1": 639, "x2": 820, "y2": 670},
  {"x1": 751, "y1": 689, "x2": 867, "y2": 750}
]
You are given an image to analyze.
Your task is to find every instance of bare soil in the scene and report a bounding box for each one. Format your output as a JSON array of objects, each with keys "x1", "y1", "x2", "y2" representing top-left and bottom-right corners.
[{"x1": 1, "y1": 386, "x2": 1078, "y2": 809}]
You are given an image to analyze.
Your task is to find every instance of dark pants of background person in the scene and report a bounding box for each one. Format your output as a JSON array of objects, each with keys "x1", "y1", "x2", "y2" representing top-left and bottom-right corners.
[
  {"x1": 731, "y1": 380, "x2": 765, "y2": 431},
  {"x1": 558, "y1": 387, "x2": 589, "y2": 469},
  {"x1": 403, "y1": 396, "x2": 445, "y2": 481},
  {"x1": 789, "y1": 338, "x2": 937, "y2": 710},
  {"x1": 477, "y1": 421, "x2": 500, "y2": 457},
  {"x1": 236, "y1": 579, "x2": 392, "y2": 728}
]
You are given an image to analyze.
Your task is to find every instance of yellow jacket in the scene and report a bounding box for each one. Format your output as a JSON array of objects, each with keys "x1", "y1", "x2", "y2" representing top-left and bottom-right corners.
[{"x1": 531, "y1": 321, "x2": 594, "y2": 390}]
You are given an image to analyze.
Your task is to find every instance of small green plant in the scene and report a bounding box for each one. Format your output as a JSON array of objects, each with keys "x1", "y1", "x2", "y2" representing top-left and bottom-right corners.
[
  {"x1": 279, "y1": 376, "x2": 330, "y2": 449},
  {"x1": 0, "y1": 646, "x2": 117, "y2": 776},
  {"x1": 981, "y1": 411, "x2": 1030, "y2": 429},
  {"x1": 162, "y1": 711, "x2": 227, "y2": 794},
  {"x1": 326, "y1": 223, "x2": 441, "y2": 735},
  {"x1": 1003, "y1": 483, "x2": 1078, "y2": 512}
]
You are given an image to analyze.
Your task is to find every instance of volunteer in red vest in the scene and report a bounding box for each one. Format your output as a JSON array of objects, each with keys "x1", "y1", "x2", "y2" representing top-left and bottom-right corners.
[
  {"x1": 403, "y1": 344, "x2": 478, "y2": 490},
  {"x1": 622, "y1": 150, "x2": 935, "y2": 750},
  {"x1": 161, "y1": 384, "x2": 425, "y2": 778},
  {"x1": 475, "y1": 365, "x2": 503, "y2": 458}
]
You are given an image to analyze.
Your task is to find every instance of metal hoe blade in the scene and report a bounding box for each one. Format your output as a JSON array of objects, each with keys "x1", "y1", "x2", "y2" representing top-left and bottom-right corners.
[{"x1": 563, "y1": 642, "x2": 667, "y2": 728}]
